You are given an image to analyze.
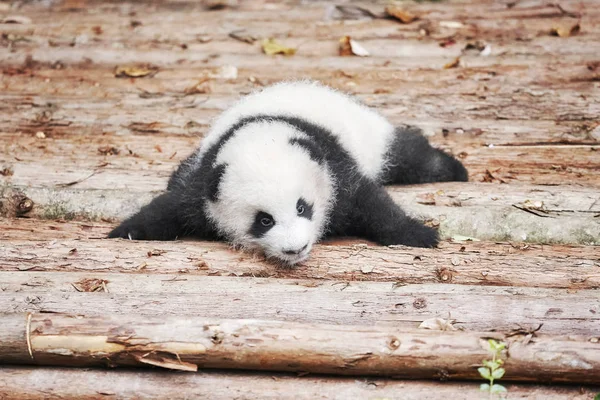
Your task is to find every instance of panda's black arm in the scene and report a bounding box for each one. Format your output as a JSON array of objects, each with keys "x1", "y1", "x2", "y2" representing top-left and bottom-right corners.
[
  {"x1": 342, "y1": 181, "x2": 439, "y2": 248},
  {"x1": 381, "y1": 126, "x2": 468, "y2": 185},
  {"x1": 108, "y1": 191, "x2": 199, "y2": 241}
]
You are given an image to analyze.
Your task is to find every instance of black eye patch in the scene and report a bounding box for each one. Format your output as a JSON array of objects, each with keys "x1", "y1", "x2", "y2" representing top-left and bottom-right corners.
[
  {"x1": 296, "y1": 198, "x2": 313, "y2": 220},
  {"x1": 249, "y1": 211, "x2": 275, "y2": 238}
]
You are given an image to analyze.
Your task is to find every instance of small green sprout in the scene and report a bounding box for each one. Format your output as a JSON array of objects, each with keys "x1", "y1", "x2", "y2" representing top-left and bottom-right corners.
[{"x1": 479, "y1": 339, "x2": 507, "y2": 398}]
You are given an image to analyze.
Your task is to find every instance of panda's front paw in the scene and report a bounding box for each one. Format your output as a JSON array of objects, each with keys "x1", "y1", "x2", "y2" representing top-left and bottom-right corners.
[
  {"x1": 107, "y1": 220, "x2": 147, "y2": 240},
  {"x1": 406, "y1": 223, "x2": 439, "y2": 248}
]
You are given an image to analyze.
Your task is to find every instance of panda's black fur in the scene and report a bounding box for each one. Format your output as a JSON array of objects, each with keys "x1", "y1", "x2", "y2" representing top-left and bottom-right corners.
[{"x1": 109, "y1": 82, "x2": 468, "y2": 264}]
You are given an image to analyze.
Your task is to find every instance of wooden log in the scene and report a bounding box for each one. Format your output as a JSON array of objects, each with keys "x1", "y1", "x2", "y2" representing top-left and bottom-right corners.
[
  {"x1": 0, "y1": 313, "x2": 599, "y2": 384},
  {"x1": 1, "y1": 273, "x2": 599, "y2": 334},
  {"x1": 1, "y1": 219, "x2": 599, "y2": 289},
  {"x1": 0, "y1": 367, "x2": 597, "y2": 400},
  {"x1": 2, "y1": 182, "x2": 599, "y2": 244}
]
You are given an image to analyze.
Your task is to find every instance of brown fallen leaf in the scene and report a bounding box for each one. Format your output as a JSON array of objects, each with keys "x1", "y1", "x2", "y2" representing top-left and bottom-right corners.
[
  {"x1": 148, "y1": 249, "x2": 166, "y2": 257},
  {"x1": 385, "y1": 5, "x2": 418, "y2": 24},
  {"x1": 444, "y1": 57, "x2": 460, "y2": 69},
  {"x1": 2, "y1": 16, "x2": 32, "y2": 24},
  {"x1": 98, "y1": 146, "x2": 120, "y2": 156},
  {"x1": 114, "y1": 64, "x2": 158, "y2": 78},
  {"x1": 550, "y1": 21, "x2": 580, "y2": 38},
  {"x1": 261, "y1": 38, "x2": 296, "y2": 56},
  {"x1": 339, "y1": 36, "x2": 370, "y2": 57}
]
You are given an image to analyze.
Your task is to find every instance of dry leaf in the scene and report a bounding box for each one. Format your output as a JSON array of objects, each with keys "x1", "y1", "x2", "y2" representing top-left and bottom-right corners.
[
  {"x1": 2, "y1": 16, "x2": 32, "y2": 24},
  {"x1": 444, "y1": 57, "x2": 460, "y2": 69},
  {"x1": 261, "y1": 38, "x2": 296, "y2": 56},
  {"x1": 114, "y1": 65, "x2": 158, "y2": 78},
  {"x1": 339, "y1": 36, "x2": 370, "y2": 57},
  {"x1": 385, "y1": 5, "x2": 418, "y2": 24},
  {"x1": 419, "y1": 317, "x2": 457, "y2": 331},
  {"x1": 550, "y1": 21, "x2": 580, "y2": 38}
]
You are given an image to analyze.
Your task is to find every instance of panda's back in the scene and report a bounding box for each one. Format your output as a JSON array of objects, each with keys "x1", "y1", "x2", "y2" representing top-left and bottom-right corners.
[{"x1": 201, "y1": 81, "x2": 395, "y2": 180}]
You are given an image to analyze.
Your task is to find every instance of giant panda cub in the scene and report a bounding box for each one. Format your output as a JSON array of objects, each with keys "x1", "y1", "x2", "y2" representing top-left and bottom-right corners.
[{"x1": 109, "y1": 81, "x2": 467, "y2": 265}]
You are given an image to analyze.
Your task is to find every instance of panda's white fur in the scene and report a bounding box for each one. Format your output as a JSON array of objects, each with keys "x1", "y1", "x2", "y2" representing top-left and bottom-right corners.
[
  {"x1": 109, "y1": 80, "x2": 468, "y2": 265},
  {"x1": 205, "y1": 120, "x2": 335, "y2": 264},
  {"x1": 197, "y1": 80, "x2": 395, "y2": 180}
]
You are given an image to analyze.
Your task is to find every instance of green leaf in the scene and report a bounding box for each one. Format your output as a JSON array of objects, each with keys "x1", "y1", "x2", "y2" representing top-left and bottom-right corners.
[
  {"x1": 594, "y1": 394, "x2": 600, "y2": 400},
  {"x1": 478, "y1": 367, "x2": 491, "y2": 380},
  {"x1": 491, "y1": 384, "x2": 507, "y2": 394},
  {"x1": 483, "y1": 360, "x2": 501, "y2": 370},
  {"x1": 480, "y1": 383, "x2": 490, "y2": 392},
  {"x1": 492, "y1": 368, "x2": 505, "y2": 379},
  {"x1": 488, "y1": 339, "x2": 506, "y2": 352}
]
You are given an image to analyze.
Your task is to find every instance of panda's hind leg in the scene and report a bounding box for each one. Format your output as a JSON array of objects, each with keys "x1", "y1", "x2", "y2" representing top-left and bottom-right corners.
[{"x1": 380, "y1": 126, "x2": 468, "y2": 185}]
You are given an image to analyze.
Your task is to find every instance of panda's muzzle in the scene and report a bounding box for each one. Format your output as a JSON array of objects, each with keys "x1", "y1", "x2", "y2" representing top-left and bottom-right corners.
[{"x1": 283, "y1": 244, "x2": 308, "y2": 255}]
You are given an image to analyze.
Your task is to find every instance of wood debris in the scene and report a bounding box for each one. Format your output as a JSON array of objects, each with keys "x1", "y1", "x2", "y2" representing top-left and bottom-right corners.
[
  {"x1": 339, "y1": 36, "x2": 370, "y2": 57},
  {"x1": 1, "y1": 16, "x2": 32, "y2": 24},
  {"x1": 385, "y1": 5, "x2": 418, "y2": 24},
  {"x1": 97, "y1": 146, "x2": 120, "y2": 156},
  {"x1": 419, "y1": 316, "x2": 457, "y2": 331},
  {"x1": 229, "y1": 30, "x2": 257, "y2": 44},
  {"x1": 444, "y1": 57, "x2": 461, "y2": 69},
  {"x1": 114, "y1": 65, "x2": 159, "y2": 78},
  {"x1": 71, "y1": 278, "x2": 109, "y2": 293},
  {"x1": 550, "y1": 21, "x2": 580, "y2": 38}
]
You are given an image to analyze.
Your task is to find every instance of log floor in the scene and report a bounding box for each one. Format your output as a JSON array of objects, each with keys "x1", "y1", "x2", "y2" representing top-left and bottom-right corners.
[{"x1": 1, "y1": 0, "x2": 599, "y2": 398}]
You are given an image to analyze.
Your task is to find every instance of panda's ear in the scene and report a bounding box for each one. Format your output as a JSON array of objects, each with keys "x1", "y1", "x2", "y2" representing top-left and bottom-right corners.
[
  {"x1": 289, "y1": 137, "x2": 325, "y2": 164},
  {"x1": 205, "y1": 163, "x2": 227, "y2": 202}
]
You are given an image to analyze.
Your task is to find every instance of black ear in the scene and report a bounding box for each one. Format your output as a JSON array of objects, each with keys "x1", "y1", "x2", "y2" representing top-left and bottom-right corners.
[
  {"x1": 289, "y1": 137, "x2": 326, "y2": 164},
  {"x1": 205, "y1": 163, "x2": 227, "y2": 202}
]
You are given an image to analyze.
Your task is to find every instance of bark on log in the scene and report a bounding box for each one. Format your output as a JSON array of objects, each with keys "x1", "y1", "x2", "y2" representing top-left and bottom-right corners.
[
  {"x1": 2, "y1": 274, "x2": 599, "y2": 334},
  {"x1": 0, "y1": 313, "x2": 599, "y2": 384},
  {"x1": 1, "y1": 219, "x2": 598, "y2": 289},
  {"x1": 0, "y1": 367, "x2": 597, "y2": 400}
]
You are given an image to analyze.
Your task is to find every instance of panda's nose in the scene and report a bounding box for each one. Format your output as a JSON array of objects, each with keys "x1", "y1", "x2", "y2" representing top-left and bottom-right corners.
[{"x1": 283, "y1": 244, "x2": 308, "y2": 255}]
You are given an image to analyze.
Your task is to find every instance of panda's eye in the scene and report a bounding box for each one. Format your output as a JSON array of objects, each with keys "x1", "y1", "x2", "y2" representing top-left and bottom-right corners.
[
  {"x1": 296, "y1": 198, "x2": 313, "y2": 220},
  {"x1": 250, "y1": 211, "x2": 275, "y2": 238},
  {"x1": 260, "y1": 217, "x2": 273, "y2": 227}
]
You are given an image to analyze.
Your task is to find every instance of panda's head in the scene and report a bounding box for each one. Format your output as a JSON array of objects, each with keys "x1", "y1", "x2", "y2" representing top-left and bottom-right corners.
[{"x1": 205, "y1": 120, "x2": 335, "y2": 265}]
